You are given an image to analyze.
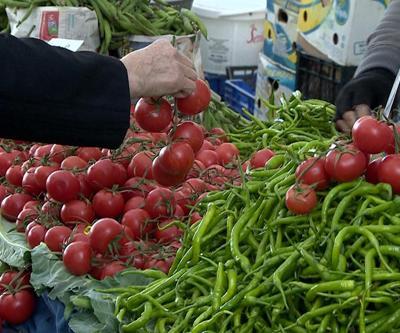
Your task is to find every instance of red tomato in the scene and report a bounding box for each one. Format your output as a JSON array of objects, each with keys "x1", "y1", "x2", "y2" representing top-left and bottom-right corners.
[
  {"x1": 41, "y1": 201, "x2": 61, "y2": 219},
  {"x1": 155, "y1": 221, "x2": 183, "y2": 243},
  {"x1": 124, "y1": 196, "x2": 146, "y2": 212},
  {"x1": 145, "y1": 188, "x2": 176, "y2": 219},
  {"x1": 62, "y1": 241, "x2": 92, "y2": 276},
  {"x1": 177, "y1": 79, "x2": 211, "y2": 115},
  {"x1": 61, "y1": 156, "x2": 87, "y2": 170},
  {"x1": 174, "y1": 189, "x2": 191, "y2": 215},
  {"x1": 324, "y1": 145, "x2": 368, "y2": 182},
  {"x1": 215, "y1": 143, "x2": 239, "y2": 165},
  {"x1": 0, "y1": 271, "x2": 30, "y2": 293},
  {"x1": 295, "y1": 157, "x2": 330, "y2": 190},
  {"x1": 134, "y1": 97, "x2": 173, "y2": 132},
  {"x1": 366, "y1": 158, "x2": 383, "y2": 185},
  {"x1": 61, "y1": 200, "x2": 95, "y2": 225},
  {"x1": 190, "y1": 212, "x2": 202, "y2": 225},
  {"x1": 49, "y1": 144, "x2": 69, "y2": 164},
  {"x1": 121, "y1": 209, "x2": 153, "y2": 240},
  {"x1": 76, "y1": 147, "x2": 102, "y2": 162},
  {"x1": 122, "y1": 177, "x2": 152, "y2": 200},
  {"x1": 26, "y1": 224, "x2": 46, "y2": 248},
  {"x1": 89, "y1": 218, "x2": 123, "y2": 254},
  {"x1": 127, "y1": 151, "x2": 154, "y2": 179},
  {"x1": 16, "y1": 208, "x2": 38, "y2": 232},
  {"x1": 23, "y1": 200, "x2": 40, "y2": 210},
  {"x1": 99, "y1": 261, "x2": 126, "y2": 280},
  {"x1": 378, "y1": 155, "x2": 400, "y2": 193},
  {"x1": 172, "y1": 121, "x2": 204, "y2": 153},
  {"x1": 0, "y1": 290, "x2": 36, "y2": 324},
  {"x1": 92, "y1": 190, "x2": 125, "y2": 218},
  {"x1": 250, "y1": 148, "x2": 275, "y2": 169},
  {"x1": 143, "y1": 257, "x2": 172, "y2": 274},
  {"x1": 76, "y1": 173, "x2": 93, "y2": 198},
  {"x1": 46, "y1": 170, "x2": 80, "y2": 203},
  {"x1": 33, "y1": 144, "x2": 52, "y2": 159},
  {"x1": 352, "y1": 116, "x2": 392, "y2": 154},
  {"x1": 0, "y1": 185, "x2": 10, "y2": 205},
  {"x1": 0, "y1": 152, "x2": 17, "y2": 176},
  {"x1": 44, "y1": 226, "x2": 72, "y2": 252},
  {"x1": 5, "y1": 165, "x2": 23, "y2": 187},
  {"x1": 155, "y1": 142, "x2": 195, "y2": 176},
  {"x1": 34, "y1": 165, "x2": 59, "y2": 191},
  {"x1": 152, "y1": 157, "x2": 186, "y2": 187},
  {"x1": 209, "y1": 127, "x2": 228, "y2": 143},
  {"x1": 22, "y1": 170, "x2": 42, "y2": 196},
  {"x1": 285, "y1": 184, "x2": 318, "y2": 215},
  {"x1": 112, "y1": 163, "x2": 128, "y2": 186},
  {"x1": 183, "y1": 178, "x2": 208, "y2": 193},
  {"x1": 187, "y1": 160, "x2": 206, "y2": 179},
  {"x1": 86, "y1": 159, "x2": 115, "y2": 191},
  {"x1": 385, "y1": 125, "x2": 400, "y2": 154},
  {"x1": 196, "y1": 150, "x2": 219, "y2": 168},
  {"x1": 1, "y1": 193, "x2": 33, "y2": 221}
]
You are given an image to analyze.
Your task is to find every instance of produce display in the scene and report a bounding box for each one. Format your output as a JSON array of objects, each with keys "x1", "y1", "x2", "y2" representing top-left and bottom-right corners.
[{"x1": 0, "y1": 0, "x2": 207, "y2": 53}]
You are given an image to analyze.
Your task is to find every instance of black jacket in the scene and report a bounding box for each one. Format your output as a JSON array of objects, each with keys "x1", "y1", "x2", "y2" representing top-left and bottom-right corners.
[{"x1": 0, "y1": 34, "x2": 131, "y2": 149}]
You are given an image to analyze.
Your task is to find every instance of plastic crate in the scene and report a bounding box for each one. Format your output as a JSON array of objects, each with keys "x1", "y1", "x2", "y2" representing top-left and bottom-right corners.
[
  {"x1": 224, "y1": 79, "x2": 255, "y2": 116},
  {"x1": 226, "y1": 66, "x2": 257, "y2": 89},
  {"x1": 205, "y1": 72, "x2": 226, "y2": 97},
  {"x1": 295, "y1": 51, "x2": 357, "y2": 104},
  {"x1": 165, "y1": 0, "x2": 193, "y2": 9}
]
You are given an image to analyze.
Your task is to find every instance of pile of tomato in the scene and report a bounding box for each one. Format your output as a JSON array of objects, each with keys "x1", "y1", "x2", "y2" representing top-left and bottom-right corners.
[
  {"x1": 0, "y1": 80, "x2": 245, "y2": 280},
  {"x1": 285, "y1": 116, "x2": 400, "y2": 214}
]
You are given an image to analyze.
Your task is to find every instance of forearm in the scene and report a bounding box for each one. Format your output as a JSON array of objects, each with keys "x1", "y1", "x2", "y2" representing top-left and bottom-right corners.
[
  {"x1": 355, "y1": 0, "x2": 400, "y2": 76},
  {"x1": 0, "y1": 34, "x2": 130, "y2": 148}
]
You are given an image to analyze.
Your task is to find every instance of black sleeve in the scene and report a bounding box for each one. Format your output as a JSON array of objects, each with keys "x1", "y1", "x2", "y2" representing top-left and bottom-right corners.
[{"x1": 0, "y1": 34, "x2": 131, "y2": 149}]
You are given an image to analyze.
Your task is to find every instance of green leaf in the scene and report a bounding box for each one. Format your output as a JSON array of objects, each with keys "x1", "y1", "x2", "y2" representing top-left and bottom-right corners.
[
  {"x1": 0, "y1": 217, "x2": 30, "y2": 268},
  {"x1": 30, "y1": 244, "x2": 155, "y2": 333}
]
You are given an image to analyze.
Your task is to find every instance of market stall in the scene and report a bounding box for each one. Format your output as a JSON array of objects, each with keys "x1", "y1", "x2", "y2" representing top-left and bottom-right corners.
[{"x1": 0, "y1": 0, "x2": 399, "y2": 332}]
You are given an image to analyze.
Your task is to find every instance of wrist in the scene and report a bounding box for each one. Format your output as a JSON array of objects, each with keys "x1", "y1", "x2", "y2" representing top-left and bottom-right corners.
[{"x1": 121, "y1": 54, "x2": 144, "y2": 99}]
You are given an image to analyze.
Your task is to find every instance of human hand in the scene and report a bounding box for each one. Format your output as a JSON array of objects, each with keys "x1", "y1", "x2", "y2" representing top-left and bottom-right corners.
[
  {"x1": 335, "y1": 68, "x2": 395, "y2": 134},
  {"x1": 121, "y1": 39, "x2": 197, "y2": 98}
]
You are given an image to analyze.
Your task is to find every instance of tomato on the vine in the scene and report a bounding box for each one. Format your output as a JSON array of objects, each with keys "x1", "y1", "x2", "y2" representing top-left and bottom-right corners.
[
  {"x1": 295, "y1": 157, "x2": 330, "y2": 190},
  {"x1": 285, "y1": 184, "x2": 317, "y2": 215},
  {"x1": 89, "y1": 218, "x2": 123, "y2": 255},
  {"x1": 63, "y1": 241, "x2": 92, "y2": 276},
  {"x1": 46, "y1": 170, "x2": 80, "y2": 203},
  {"x1": 92, "y1": 190, "x2": 125, "y2": 218},
  {"x1": 177, "y1": 79, "x2": 211, "y2": 115},
  {"x1": 134, "y1": 97, "x2": 173, "y2": 132},
  {"x1": 0, "y1": 290, "x2": 36, "y2": 325}
]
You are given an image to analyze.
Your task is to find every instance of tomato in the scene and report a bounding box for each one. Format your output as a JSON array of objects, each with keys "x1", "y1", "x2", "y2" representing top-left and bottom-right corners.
[
  {"x1": 1, "y1": 193, "x2": 32, "y2": 221},
  {"x1": 183, "y1": 178, "x2": 208, "y2": 194},
  {"x1": 150, "y1": 132, "x2": 168, "y2": 145},
  {"x1": 324, "y1": 145, "x2": 368, "y2": 183},
  {"x1": 0, "y1": 271, "x2": 30, "y2": 293},
  {"x1": 127, "y1": 151, "x2": 154, "y2": 179},
  {"x1": 61, "y1": 156, "x2": 87, "y2": 170},
  {"x1": 22, "y1": 168, "x2": 42, "y2": 196},
  {"x1": 366, "y1": 158, "x2": 383, "y2": 185},
  {"x1": 16, "y1": 208, "x2": 38, "y2": 232},
  {"x1": 0, "y1": 290, "x2": 36, "y2": 324},
  {"x1": 92, "y1": 190, "x2": 125, "y2": 218},
  {"x1": 76, "y1": 147, "x2": 102, "y2": 162},
  {"x1": 295, "y1": 157, "x2": 330, "y2": 190},
  {"x1": 89, "y1": 218, "x2": 123, "y2": 254},
  {"x1": 122, "y1": 177, "x2": 152, "y2": 200},
  {"x1": 215, "y1": 143, "x2": 239, "y2": 165},
  {"x1": 352, "y1": 116, "x2": 392, "y2": 154},
  {"x1": 198, "y1": 140, "x2": 215, "y2": 152},
  {"x1": 152, "y1": 156, "x2": 186, "y2": 187},
  {"x1": 34, "y1": 165, "x2": 58, "y2": 191},
  {"x1": 145, "y1": 188, "x2": 176, "y2": 219},
  {"x1": 378, "y1": 155, "x2": 400, "y2": 193},
  {"x1": 124, "y1": 196, "x2": 146, "y2": 212},
  {"x1": 5, "y1": 165, "x2": 23, "y2": 187},
  {"x1": 33, "y1": 144, "x2": 52, "y2": 159},
  {"x1": 121, "y1": 209, "x2": 153, "y2": 240},
  {"x1": 177, "y1": 79, "x2": 211, "y2": 115},
  {"x1": 71, "y1": 232, "x2": 90, "y2": 244},
  {"x1": 0, "y1": 185, "x2": 10, "y2": 205},
  {"x1": 208, "y1": 127, "x2": 228, "y2": 143},
  {"x1": 61, "y1": 200, "x2": 95, "y2": 225},
  {"x1": 0, "y1": 152, "x2": 16, "y2": 177},
  {"x1": 99, "y1": 261, "x2": 126, "y2": 280},
  {"x1": 41, "y1": 200, "x2": 61, "y2": 218},
  {"x1": 76, "y1": 173, "x2": 93, "y2": 198},
  {"x1": 187, "y1": 160, "x2": 205, "y2": 179},
  {"x1": 285, "y1": 184, "x2": 318, "y2": 215},
  {"x1": 86, "y1": 159, "x2": 115, "y2": 191},
  {"x1": 155, "y1": 221, "x2": 183, "y2": 243},
  {"x1": 44, "y1": 226, "x2": 72, "y2": 252},
  {"x1": 23, "y1": 200, "x2": 40, "y2": 210},
  {"x1": 172, "y1": 121, "x2": 204, "y2": 153},
  {"x1": 156, "y1": 142, "x2": 195, "y2": 176},
  {"x1": 196, "y1": 150, "x2": 219, "y2": 168},
  {"x1": 190, "y1": 212, "x2": 202, "y2": 225},
  {"x1": 49, "y1": 144, "x2": 69, "y2": 164},
  {"x1": 62, "y1": 241, "x2": 92, "y2": 276},
  {"x1": 112, "y1": 163, "x2": 128, "y2": 186},
  {"x1": 174, "y1": 189, "x2": 192, "y2": 215},
  {"x1": 144, "y1": 257, "x2": 172, "y2": 274},
  {"x1": 250, "y1": 148, "x2": 275, "y2": 169},
  {"x1": 46, "y1": 170, "x2": 80, "y2": 203},
  {"x1": 26, "y1": 224, "x2": 46, "y2": 248},
  {"x1": 134, "y1": 97, "x2": 173, "y2": 132}
]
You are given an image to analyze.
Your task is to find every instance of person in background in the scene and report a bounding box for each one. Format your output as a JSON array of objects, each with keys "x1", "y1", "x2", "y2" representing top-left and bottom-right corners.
[
  {"x1": 335, "y1": 0, "x2": 400, "y2": 134},
  {"x1": 0, "y1": 36, "x2": 197, "y2": 148}
]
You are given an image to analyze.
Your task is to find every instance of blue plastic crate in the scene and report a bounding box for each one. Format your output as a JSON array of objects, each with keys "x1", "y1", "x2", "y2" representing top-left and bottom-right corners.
[
  {"x1": 224, "y1": 79, "x2": 255, "y2": 116},
  {"x1": 204, "y1": 73, "x2": 226, "y2": 97}
]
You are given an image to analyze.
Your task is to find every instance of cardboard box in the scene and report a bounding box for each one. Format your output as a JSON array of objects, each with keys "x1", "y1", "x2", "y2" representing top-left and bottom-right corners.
[
  {"x1": 254, "y1": 53, "x2": 296, "y2": 120},
  {"x1": 263, "y1": 0, "x2": 299, "y2": 70},
  {"x1": 298, "y1": 0, "x2": 390, "y2": 66}
]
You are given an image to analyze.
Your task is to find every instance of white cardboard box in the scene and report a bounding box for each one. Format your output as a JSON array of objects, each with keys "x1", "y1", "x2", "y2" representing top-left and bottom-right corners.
[
  {"x1": 254, "y1": 53, "x2": 296, "y2": 120},
  {"x1": 298, "y1": 0, "x2": 390, "y2": 66}
]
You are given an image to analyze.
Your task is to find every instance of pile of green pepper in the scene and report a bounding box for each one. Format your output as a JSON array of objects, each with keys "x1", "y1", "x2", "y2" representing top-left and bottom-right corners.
[{"x1": 105, "y1": 93, "x2": 400, "y2": 332}]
